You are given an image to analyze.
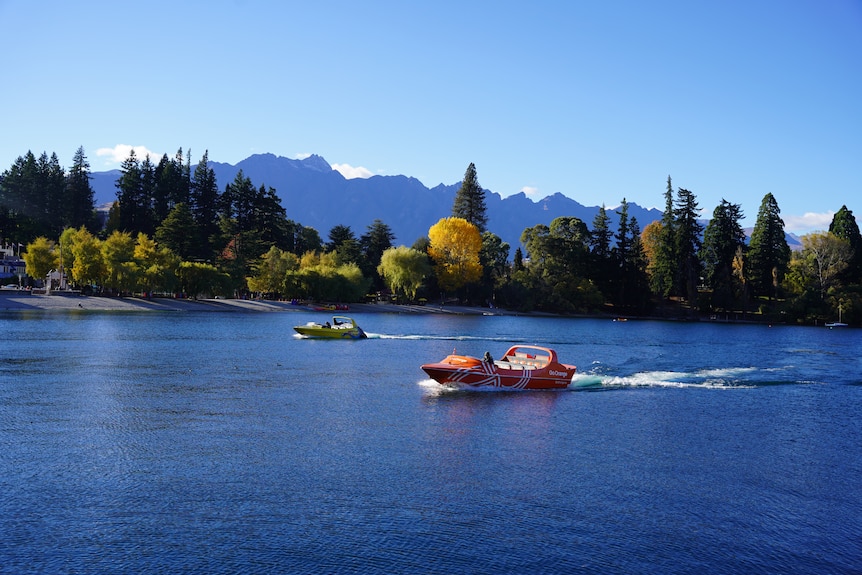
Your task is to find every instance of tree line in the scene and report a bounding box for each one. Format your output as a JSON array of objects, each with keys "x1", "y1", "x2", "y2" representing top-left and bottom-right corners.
[{"x1": 2, "y1": 148, "x2": 860, "y2": 325}]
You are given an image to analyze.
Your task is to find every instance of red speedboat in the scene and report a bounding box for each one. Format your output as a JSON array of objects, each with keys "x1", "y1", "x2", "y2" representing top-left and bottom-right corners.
[{"x1": 421, "y1": 345, "x2": 577, "y2": 390}]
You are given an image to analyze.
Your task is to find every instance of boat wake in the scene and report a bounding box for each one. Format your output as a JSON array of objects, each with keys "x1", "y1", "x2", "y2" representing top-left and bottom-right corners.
[
  {"x1": 587, "y1": 365, "x2": 809, "y2": 389},
  {"x1": 420, "y1": 365, "x2": 810, "y2": 393},
  {"x1": 365, "y1": 333, "x2": 521, "y2": 342}
]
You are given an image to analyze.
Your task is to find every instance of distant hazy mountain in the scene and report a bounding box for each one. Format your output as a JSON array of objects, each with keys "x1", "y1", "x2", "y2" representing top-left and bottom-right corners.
[
  {"x1": 93, "y1": 153, "x2": 802, "y2": 251},
  {"x1": 91, "y1": 153, "x2": 663, "y2": 250}
]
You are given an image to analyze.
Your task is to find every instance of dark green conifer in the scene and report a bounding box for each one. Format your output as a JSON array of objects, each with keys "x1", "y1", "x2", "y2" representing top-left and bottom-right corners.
[
  {"x1": 748, "y1": 193, "x2": 790, "y2": 299},
  {"x1": 451, "y1": 163, "x2": 488, "y2": 232}
]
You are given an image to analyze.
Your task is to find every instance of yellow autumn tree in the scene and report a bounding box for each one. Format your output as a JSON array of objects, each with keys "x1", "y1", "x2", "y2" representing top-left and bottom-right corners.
[
  {"x1": 428, "y1": 217, "x2": 483, "y2": 292},
  {"x1": 102, "y1": 230, "x2": 137, "y2": 293},
  {"x1": 640, "y1": 220, "x2": 663, "y2": 281},
  {"x1": 68, "y1": 227, "x2": 105, "y2": 287},
  {"x1": 22, "y1": 237, "x2": 59, "y2": 282}
]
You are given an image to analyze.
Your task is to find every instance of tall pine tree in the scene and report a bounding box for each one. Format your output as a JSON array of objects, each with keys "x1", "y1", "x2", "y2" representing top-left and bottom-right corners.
[
  {"x1": 611, "y1": 199, "x2": 650, "y2": 311},
  {"x1": 190, "y1": 150, "x2": 221, "y2": 261},
  {"x1": 64, "y1": 146, "x2": 97, "y2": 231},
  {"x1": 451, "y1": 163, "x2": 487, "y2": 232},
  {"x1": 650, "y1": 176, "x2": 677, "y2": 298},
  {"x1": 116, "y1": 150, "x2": 155, "y2": 236},
  {"x1": 700, "y1": 199, "x2": 746, "y2": 310},
  {"x1": 673, "y1": 188, "x2": 703, "y2": 307},
  {"x1": 589, "y1": 204, "x2": 613, "y2": 297},
  {"x1": 748, "y1": 193, "x2": 790, "y2": 299}
]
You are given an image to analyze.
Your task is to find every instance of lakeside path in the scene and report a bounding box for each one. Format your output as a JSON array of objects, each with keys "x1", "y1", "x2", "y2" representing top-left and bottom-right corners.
[{"x1": 0, "y1": 291, "x2": 518, "y2": 316}]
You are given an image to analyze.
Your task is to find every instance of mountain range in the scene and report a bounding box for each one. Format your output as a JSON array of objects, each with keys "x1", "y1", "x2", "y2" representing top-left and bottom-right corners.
[{"x1": 90, "y1": 153, "x2": 801, "y2": 251}]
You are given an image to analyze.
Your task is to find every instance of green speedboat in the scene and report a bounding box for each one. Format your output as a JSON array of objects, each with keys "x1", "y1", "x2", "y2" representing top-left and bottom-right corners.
[{"x1": 293, "y1": 316, "x2": 367, "y2": 339}]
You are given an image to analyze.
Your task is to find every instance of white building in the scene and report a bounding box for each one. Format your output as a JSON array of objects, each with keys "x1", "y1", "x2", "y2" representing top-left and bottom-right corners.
[{"x1": 0, "y1": 244, "x2": 25, "y2": 284}]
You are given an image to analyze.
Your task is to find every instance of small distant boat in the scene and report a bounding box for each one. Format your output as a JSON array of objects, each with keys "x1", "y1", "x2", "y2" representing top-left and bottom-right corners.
[
  {"x1": 312, "y1": 303, "x2": 349, "y2": 311},
  {"x1": 421, "y1": 345, "x2": 577, "y2": 390},
  {"x1": 294, "y1": 316, "x2": 367, "y2": 339},
  {"x1": 826, "y1": 305, "x2": 848, "y2": 328}
]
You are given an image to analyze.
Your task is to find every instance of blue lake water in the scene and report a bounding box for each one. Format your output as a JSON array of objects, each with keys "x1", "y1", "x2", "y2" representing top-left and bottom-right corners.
[{"x1": 1, "y1": 310, "x2": 861, "y2": 574}]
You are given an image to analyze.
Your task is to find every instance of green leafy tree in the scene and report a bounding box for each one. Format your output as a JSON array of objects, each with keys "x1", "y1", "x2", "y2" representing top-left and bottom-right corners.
[
  {"x1": 521, "y1": 224, "x2": 551, "y2": 270},
  {"x1": 478, "y1": 231, "x2": 510, "y2": 305},
  {"x1": 325, "y1": 263, "x2": 370, "y2": 302},
  {"x1": 748, "y1": 193, "x2": 790, "y2": 299},
  {"x1": 701, "y1": 200, "x2": 746, "y2": 310},
  {"x1": 829, "y1": 205, "x2": 861, "y2": 283},
  {"x1": 247, "y1": 246, "x2": 299, "y2": 295},
  {"x1": 179, "y1": 261, "x2": 230, "y2": 299},
  {"x1": 521, "y1": 217, "x2": 599, "y2": 312},
  {"x1": 134, "y1": 233, "x2": 180, "y2": 294},
  {"x1": 550, "y1": 216, "x2": 591, "y2": 278},
  {"x1": 451, "y1": 163, "x2": 487, "y2": 232},
  {"x1": 377, "y1": 245, "x2": 431, "y2": 301},
  {"x1": 791, "y1": 232, "x2": 852, "y2": 301},
  {"x1": 288, "y1": 252, "x2": 369, "y2": 302}
]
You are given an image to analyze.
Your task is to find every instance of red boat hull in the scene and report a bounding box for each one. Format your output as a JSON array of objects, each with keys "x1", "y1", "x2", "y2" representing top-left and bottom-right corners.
[{"x1": 421, "y1": 346, "x2": 576, "y2": 390}]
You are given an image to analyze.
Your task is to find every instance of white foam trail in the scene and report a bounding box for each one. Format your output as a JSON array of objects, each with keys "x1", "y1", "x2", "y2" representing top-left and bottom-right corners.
[
  {"x1": 696, "y1": 367, "x2": 758, "y2": 378},
  {"x1": 598, "y1": 368, "x2": 759, "y2": 389},
  {"x1": 366, "y1": 334, "x2": 520, "y2": 342}
]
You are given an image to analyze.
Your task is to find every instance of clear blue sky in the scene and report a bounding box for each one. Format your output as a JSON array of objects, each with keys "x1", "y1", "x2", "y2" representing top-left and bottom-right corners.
[{"x1": 1, "y1": 0, "x2": 860, "y2": 233}]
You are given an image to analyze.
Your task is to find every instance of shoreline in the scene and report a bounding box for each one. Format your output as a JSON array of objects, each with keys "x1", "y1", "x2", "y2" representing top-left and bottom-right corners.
[
  {"x1": 0, "y1": 292, "x2": 518, "y2": 316},
  {"x1": 0, "y1": 291, "x2": 818, "y2": 326}
]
